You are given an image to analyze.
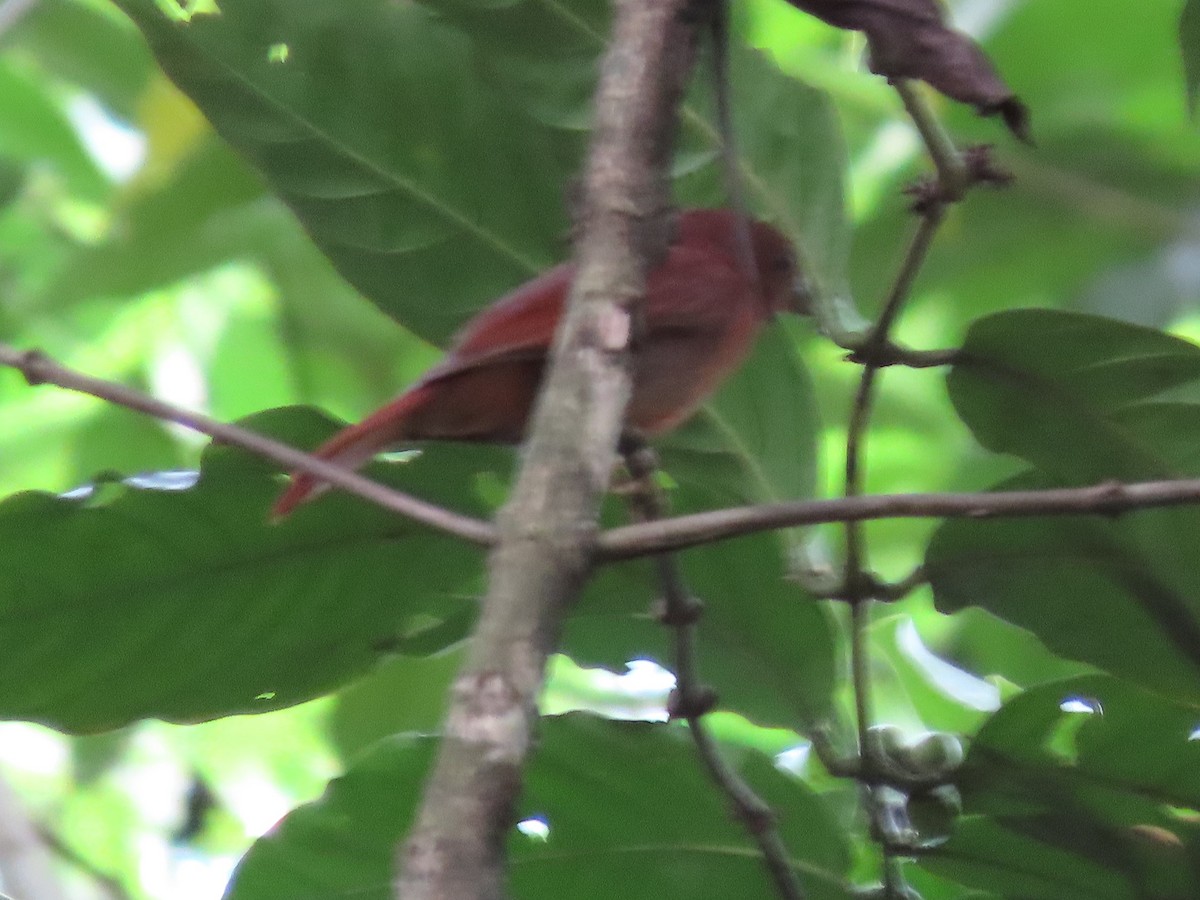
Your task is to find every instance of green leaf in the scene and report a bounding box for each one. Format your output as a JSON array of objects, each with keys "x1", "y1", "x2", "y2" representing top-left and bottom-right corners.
[
  {"x1": 0, "y1": 58, "x2": 107, "y2": 199},
  {"x1": 661, "y1": 321, "x2": 821, "y2": 516},
  {"x1": 934, "y1": 608, "x2": 1092, "y2": 692},
  {"x1": 418, "y1": 0, "x2": 608, "y2": 131},
  {"x1": 430, "y1": 0, "x2": 852, "y2": 305},
  {"x1": 1186, "y1": 0, "x2": 1200, "y2": 114},
  {"x1": 327, "y1": 647, "x2": 465, "y2": 762},
  {"x1": 923, "y1": 675, "x2": 1200, "y2": 899},
  {"x1": 112, "y1": 0, "x2": 571, "y2": 345},
  {"x1": 928, "y1": 490, "x2": 1200, "y2": 705},
  {"x1": 226, "y1": 715, "x2": 856, "y2": 900},
  {"x1": 113, "y1": 0, "x2": 850, "y2": 344},
  {"x1": 0, "y1": 408, "x2": 495, "y2": 732},
  {"x1": 948, "y1": 309, "x2": 1200, "y2": 483},
  {"x1": 14, "y1": 0, "x2": 153, "y2": 119},
  {"x1": 930, "y1": 311, "x2": 1200, "y2": 702},
  {"x1": 44, "y1": 137, "x2": 267, "y2": 307}
]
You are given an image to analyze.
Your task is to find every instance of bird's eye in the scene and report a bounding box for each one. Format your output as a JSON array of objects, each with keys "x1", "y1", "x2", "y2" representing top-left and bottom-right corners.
[{"x1": 769, "y1": 255, "x2": 792, "y2": 273}]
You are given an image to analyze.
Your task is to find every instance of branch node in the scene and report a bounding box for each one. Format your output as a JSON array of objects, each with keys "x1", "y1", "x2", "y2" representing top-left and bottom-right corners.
[
  {"x1": 15, "y1": 348, "x2": 49, "y2": 386},
  {"x1": 668, "y1": 684, "x2": 719, "y2": 720},
  {"x1": 834, "y1": 569, "x2": 886, "y2": 605},
  {"x1": 962, "y1": 144, "x2": 1014, "y2": 188},
  {"x1": 904, "y1": 143, "x2": 1013, "y2": 214},
  {"x1": 1093, "y1": 479, "x2": 1130, "y2": 517},
  {"x1": 733, "y1": 796, "x2": 778, "y2": 835},
  {"x1": 653, "y1": 592, "x2": 704, "y2": 626}
]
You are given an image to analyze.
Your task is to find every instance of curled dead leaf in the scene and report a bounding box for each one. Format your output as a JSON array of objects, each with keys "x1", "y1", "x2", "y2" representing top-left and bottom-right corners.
[{"x1": 784, "y1": 0, "x2": 1030, "y2": 141}]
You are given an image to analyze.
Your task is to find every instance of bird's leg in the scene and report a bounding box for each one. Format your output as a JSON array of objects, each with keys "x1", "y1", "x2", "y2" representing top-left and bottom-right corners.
[{"x1": 612, "y1": 432, "x2": 664, "y2": 518}]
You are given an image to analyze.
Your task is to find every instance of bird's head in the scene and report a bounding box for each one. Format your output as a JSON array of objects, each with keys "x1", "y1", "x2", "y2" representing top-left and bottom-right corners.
[{"x1": 748, "y1": 220, "x2": 809, "y2": 317}]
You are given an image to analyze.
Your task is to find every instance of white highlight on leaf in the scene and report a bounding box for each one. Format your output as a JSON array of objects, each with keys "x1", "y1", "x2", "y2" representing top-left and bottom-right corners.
[
  {"x1": 896, "y1": 619, "x2": 1000, "y2": 711},
  {"x1": 517, "y1": 817, "x2": 550, "y2": 841},
  {"x1": 67, "y1": 94, "x2": 145, "y2": 182}
]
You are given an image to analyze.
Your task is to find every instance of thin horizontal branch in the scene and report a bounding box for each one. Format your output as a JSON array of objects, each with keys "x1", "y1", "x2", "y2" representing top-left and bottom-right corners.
[
  {"x1": 0, "y1": 344, "x2": 496, "y2": 546},
  {"x1": 15, "y1": 349, "x2": 1200, "y2": 571},
  {"x1": 598, "y1": 478, "x2": 1200, "y2": 560}
]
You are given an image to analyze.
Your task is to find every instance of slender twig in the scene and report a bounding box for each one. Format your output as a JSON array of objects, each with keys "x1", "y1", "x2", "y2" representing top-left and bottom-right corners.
[
  {"x1": 856, "y1": 345, "x2": 961, "y2": 369},
  {"x1": 600, "y1": 476, "x2": 1200, "y2": 559},
  {"x1": 0, "y1": 344, "x2": 496, "y2": 545},
  {"x1": 843, "y1": 208, "x2": 947, "y2": 580},
  {"x1": 17, "y1": 331, "x2": 1200, "y2": 565},
  {"x1": 841, "y1": 80, "x2": 966, "y2": 900},
  {"x1": 893, "y1": 80, "x2": 967, "y2": 200},
  {"x1": 877, "y1": 565, "x2": 928, "y2": 602},
  {"x1": 849, "y1": 599, "x2": 874, "y2": 750},
  {"x1": 621, "y1": 444, "x2": 806, "y2": 900}
]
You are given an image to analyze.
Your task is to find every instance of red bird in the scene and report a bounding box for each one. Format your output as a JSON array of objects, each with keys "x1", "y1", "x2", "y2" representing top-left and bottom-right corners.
[{"x1": 273, "y1": 208, "x2": 803, "y2": 518}]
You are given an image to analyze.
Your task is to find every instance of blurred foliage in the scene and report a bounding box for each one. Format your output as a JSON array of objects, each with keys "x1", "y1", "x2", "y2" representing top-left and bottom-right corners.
[{"x1": 0, "y1": 0, "x2": 1196, "y2": 898}]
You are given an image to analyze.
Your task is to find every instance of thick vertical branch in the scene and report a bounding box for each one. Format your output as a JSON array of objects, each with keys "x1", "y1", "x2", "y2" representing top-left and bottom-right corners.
[{"x1": 394, "y1": 3, "x2": 700, "y2": 899}]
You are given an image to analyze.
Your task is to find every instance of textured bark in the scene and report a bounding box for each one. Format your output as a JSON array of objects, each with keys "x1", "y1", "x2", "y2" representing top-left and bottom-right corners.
[{"x1": 393, "y1": 2, "x2": 701, "y2": 898}]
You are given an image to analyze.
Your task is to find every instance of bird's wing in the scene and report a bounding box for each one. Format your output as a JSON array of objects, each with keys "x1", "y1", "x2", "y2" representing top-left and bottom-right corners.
[
  {"x1": 422, "y1": 241, "x2": 749, "y2": 387},
  {"x1": 642, "y1": 243, "x2": 748, "y2": 334},
  {"x1": 424, "y1": 264, "x2": 572, "y2": 380}
]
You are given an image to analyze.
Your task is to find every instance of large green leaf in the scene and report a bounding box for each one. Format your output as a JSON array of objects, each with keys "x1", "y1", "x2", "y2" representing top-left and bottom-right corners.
[
  {"x1": 0, "y1": 408, "x2": 498, "y2": 733},
  {"x1": 428, "y1": 0, "x2": 852, "y2": 304},
  {"x1": 112, "y1": 0, "x2": 850, "y2": 344},
  {"x1": 226, "y1": 715, "x2": 856, "y2": 900},
  {"x1": 947, "y1": 309, "x2": 1200, "y2": 483},
  {"x1": 930, "y1": 310, "x2": 1200, "y2": 703},
  {"x1": 928, "y1": 491, "x2": 1200, "y2": 705},
  {"x1": 923, "y1": 675, "x2": 1200, "y2": 898},
  {"x1": 111, "y1": 0, "x2": 574, "y2": 344}
]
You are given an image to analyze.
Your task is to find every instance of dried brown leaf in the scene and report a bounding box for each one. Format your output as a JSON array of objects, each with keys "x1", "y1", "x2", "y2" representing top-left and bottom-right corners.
[{"x1": 786, "y1": 0, "x2": 1030, "y2": 140}]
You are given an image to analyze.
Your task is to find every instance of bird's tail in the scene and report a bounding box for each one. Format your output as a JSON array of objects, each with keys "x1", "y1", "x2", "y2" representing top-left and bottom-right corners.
[{"x1": 271, "y1": 386, "x2": 432, "y2": 520}]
